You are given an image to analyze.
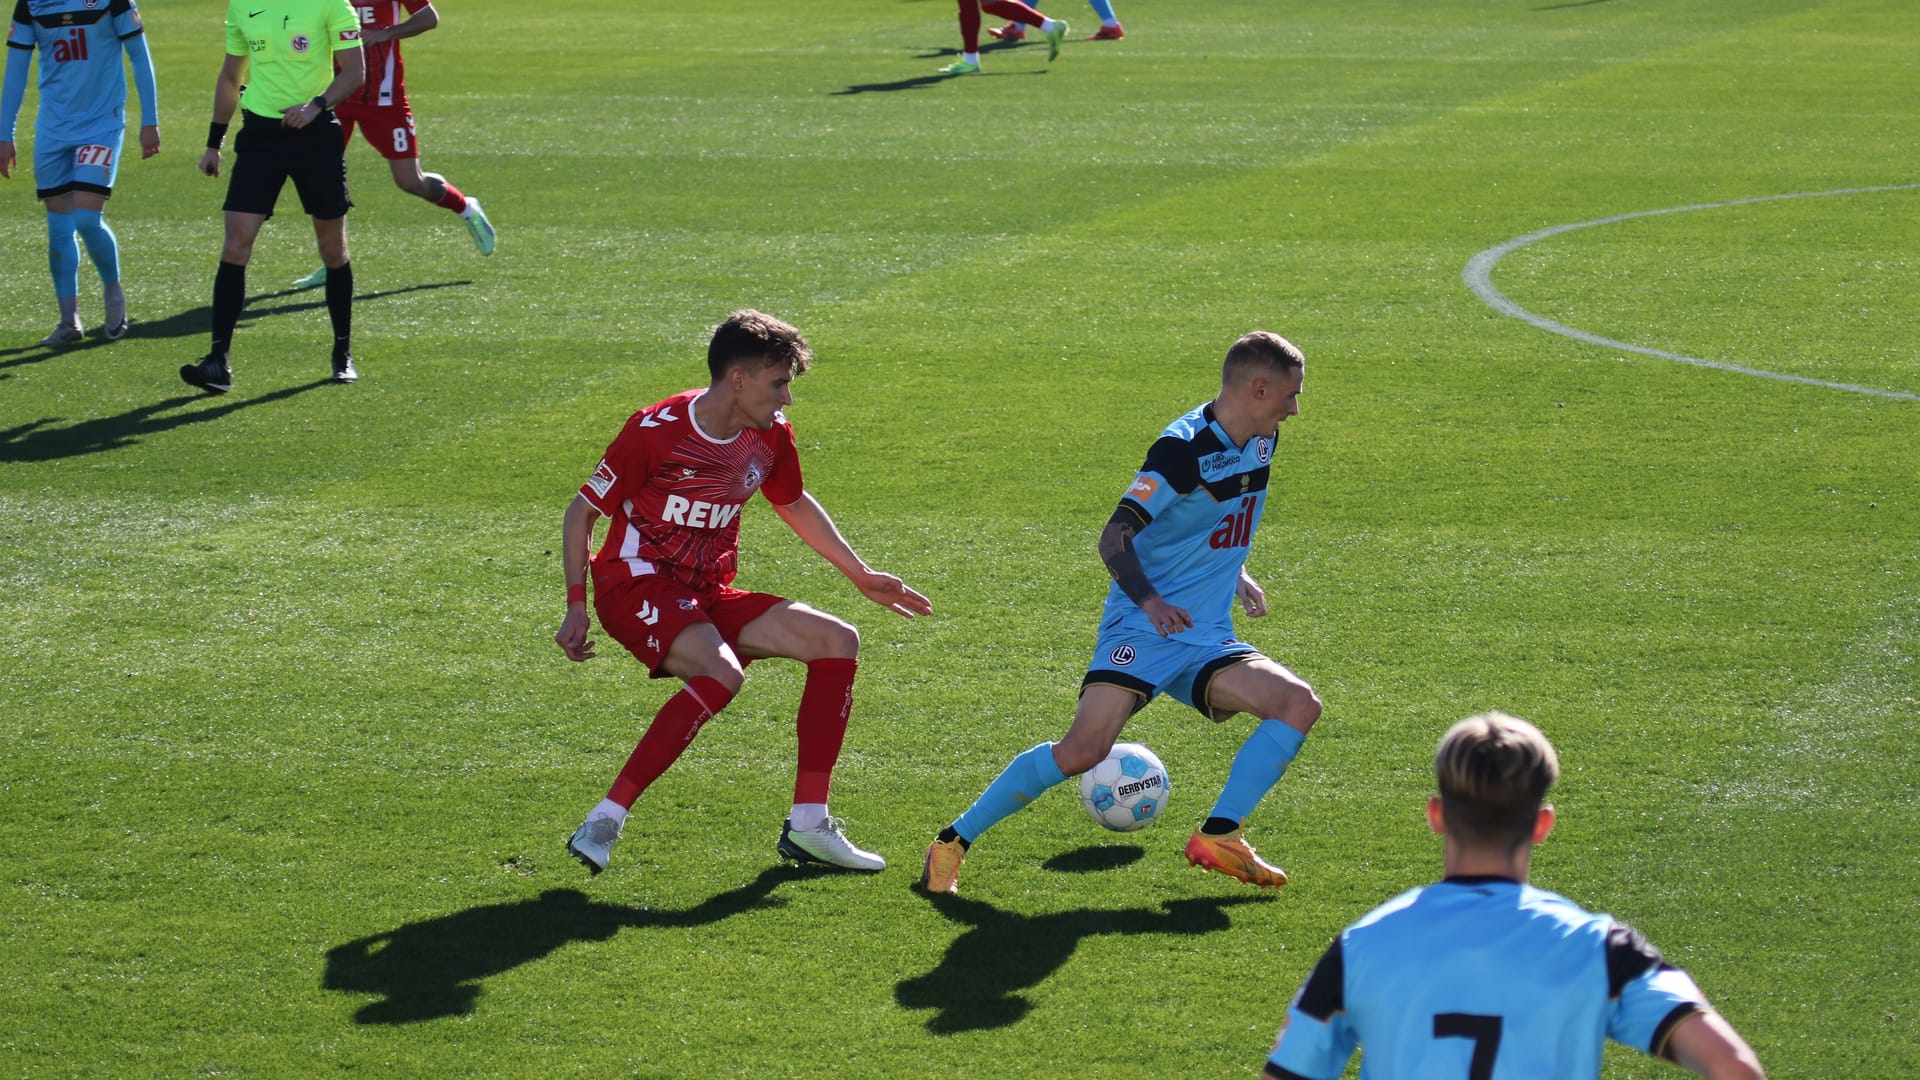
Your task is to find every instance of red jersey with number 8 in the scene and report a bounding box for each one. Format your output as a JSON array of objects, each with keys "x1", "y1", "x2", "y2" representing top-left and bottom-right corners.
[{"x1": 579, "y1": 389, "x2": 804, "y2": 594}]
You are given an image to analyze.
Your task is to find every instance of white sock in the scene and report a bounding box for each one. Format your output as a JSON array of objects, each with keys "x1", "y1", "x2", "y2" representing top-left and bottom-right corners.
[
  {"x1": 592, "y1": 797, "x2": 627, "y2": 823},
  {"x1": 789, "y1": 803, "x2": 828, "y2": 832},
  {"x1": 963, "y1": 51, "x2": 980, "y2": 64},
  {"x1": 1041, "y1": 18, "x2": 1058, "y2": 32}
]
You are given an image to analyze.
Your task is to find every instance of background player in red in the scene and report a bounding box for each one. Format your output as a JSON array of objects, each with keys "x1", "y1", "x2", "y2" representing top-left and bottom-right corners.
[
  {"x1": 939, "y1": 0, "x2": 1067, "y2": 75},
  {"x1": 554, "y1": 310, "x2": 933, "y2": 877},
  {"x1": 291, "y1": 0, "x2": 491, "y2": 287}
]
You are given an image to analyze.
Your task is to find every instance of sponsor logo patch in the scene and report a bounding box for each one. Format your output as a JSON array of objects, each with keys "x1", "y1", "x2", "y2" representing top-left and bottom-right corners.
[
  {"x1": 73, "y1": 144, "x2": 114, "y2": 168},
  {"x1": 586, "y1": 459, "x2": 616, "y2": 498},
  {"x1": 337, "y1": 27, "x2": 359, "y2": 40},
  {"x1": 1126, "y1": 474, "x2": 1159, "y2": 502},
  {"x1": 677, "y1": 597, "x2": 699, "y2": 611}
]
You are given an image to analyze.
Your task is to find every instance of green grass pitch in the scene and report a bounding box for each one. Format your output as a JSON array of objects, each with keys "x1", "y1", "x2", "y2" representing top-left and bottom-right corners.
[{"x1": 1, "y1": 0, "x2": 1915, "y2": 1075}]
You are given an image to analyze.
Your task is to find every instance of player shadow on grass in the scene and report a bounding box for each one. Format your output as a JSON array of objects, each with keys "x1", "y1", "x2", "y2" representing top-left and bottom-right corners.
[
  {"x1": 897, "y1": 845, "x2": 1272, "y2": 1033},
  {"x1": 0, "y1": 280, "x2": 473, "y2": 369},
  {"x1": 0, "y1": 380, "x2": 332, "y2": 463},
  {"x1": 109, "y1": 280, "x2": 476, "y2": 344},
  {"x1": 835, "y1": 41, "x2": 1038, "y2": 94},
  {"x1": 323, "y1": 866, "x2": 825, "y2": 1024}
]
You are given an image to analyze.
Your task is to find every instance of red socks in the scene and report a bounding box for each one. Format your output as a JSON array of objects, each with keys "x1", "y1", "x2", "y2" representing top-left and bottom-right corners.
[
  {"x1": 434, "y1": 181, "x2": 468, "y2": 214},
  {"x1": 794, "y1": 658, "x2": 858, "y2": 805},
  {"x1": 957, "y1": 0, "x2": 983, "y2": 53},
  {"x1": 607, "y1": 676, "x2": 735, "y2": 807}
]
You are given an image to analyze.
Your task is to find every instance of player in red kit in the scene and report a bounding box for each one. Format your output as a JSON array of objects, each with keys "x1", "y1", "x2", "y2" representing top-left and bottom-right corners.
[
  {"x1": 291, "y1": 0, "x2": 492, "y2": 287},
  {"x1": 555, "y1": 310, "x2": 933, "y2": 877}
]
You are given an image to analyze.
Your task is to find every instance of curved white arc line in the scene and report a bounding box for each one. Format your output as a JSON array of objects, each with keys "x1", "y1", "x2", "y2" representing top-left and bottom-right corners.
[{"x1": 1463, "y1": 184, "x2": 1920, "y2": 402}]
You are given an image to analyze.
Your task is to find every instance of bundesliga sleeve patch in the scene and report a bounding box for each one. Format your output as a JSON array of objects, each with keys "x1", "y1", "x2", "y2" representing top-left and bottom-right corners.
[{"x1": 586, "y1": 459, "x2": 617, "y2": 498}]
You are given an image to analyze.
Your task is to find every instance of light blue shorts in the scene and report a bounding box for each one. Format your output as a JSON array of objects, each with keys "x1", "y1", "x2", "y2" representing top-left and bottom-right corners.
[
  {"x1": 1081, "y1": 618, "x2": 1262, "y2": 722},
  {"x1": 34, "y1": 124, "x2": 125, "y2": 199}
]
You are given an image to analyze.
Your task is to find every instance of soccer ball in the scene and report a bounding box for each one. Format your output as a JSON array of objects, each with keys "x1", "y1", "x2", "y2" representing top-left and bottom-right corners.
[{"x1": 1079, "y1": 742, "x2": 1170, "y2": 832}]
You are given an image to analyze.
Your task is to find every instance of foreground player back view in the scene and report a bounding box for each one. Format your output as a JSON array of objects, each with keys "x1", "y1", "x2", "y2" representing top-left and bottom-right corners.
[{"x1": 1263, "y1": 712, "x2": 1766, "y2": 1080}]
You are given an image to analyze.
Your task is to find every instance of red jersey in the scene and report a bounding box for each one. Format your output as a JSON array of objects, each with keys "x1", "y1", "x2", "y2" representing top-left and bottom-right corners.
[
  {"x1": 343, "y1": 0, "x2": 429, "y2": 108},
  {"x1": 579, "y1": 389, "x2": 805, "y2": 594}
]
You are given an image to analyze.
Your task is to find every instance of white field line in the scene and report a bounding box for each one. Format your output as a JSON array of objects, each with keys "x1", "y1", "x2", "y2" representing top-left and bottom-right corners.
[{"x1": 1462, "y1": 185, "x2": 1920, "y2": 402}]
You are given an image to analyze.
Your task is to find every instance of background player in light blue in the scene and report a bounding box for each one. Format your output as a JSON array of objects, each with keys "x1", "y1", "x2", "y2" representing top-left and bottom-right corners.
[
  {"x1": 1264, "y1": 712, "x2": 1766, "y2": 1080},
  {"x1": 1, "y1": 0, "x2": 159, "y2": 346},
  {"x1": 921, "y1": 331, "x2": 1321, "y2": 894}
]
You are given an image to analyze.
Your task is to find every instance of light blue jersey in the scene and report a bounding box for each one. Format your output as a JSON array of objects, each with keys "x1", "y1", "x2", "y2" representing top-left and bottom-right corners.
[
  {"x1": 1266, "y1": 878, "x2": 1711, "y2": 1080},
  {"x1": 3, "y1": 0, "x2": 156, "y2": 146},
  {"x1": 1105, "y1": 401, "x2": 1273, "y2": 640}
]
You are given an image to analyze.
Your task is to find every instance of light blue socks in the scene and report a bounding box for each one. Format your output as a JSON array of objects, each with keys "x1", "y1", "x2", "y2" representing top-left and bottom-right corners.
[
  {"x1": 952, "y1": 742, "x2": 1068, "y2": 843},
  {"x1": 1207, "y1": 719, "x2": 1307, "y2": 824},
  {"x1": 72, "y1": 208, "x2": 121, "y2": 286}
]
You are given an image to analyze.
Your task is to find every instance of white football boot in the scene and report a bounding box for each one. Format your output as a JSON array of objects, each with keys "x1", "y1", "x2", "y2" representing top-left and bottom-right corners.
[
  {"x1": 777, "y1": 817, "x2": 886, "y2": 871},
  {"x1": 567, "y1": 813, "x2": 623, "y2": 875}
]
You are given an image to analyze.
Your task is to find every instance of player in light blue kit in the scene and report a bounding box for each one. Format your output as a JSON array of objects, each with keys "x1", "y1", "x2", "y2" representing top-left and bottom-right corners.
[
  {"x1": 921, "y1": 331, "x2": 1322, "y2": 894},
  {"x1": 1, "y1": 0, "x2": 159, "y2": 345},
  {"x1": 1264, "y1": 712, "x2": 1766, "y2": 1080}
]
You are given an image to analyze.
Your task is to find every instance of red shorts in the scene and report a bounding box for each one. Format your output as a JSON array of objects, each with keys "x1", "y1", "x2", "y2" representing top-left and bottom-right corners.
[
  {"x1": 593, "y1": 576, "x2": 784, "y2": 678},
  {"x1": 335, "y1": 100, "x2": 420, "y2": 160}
]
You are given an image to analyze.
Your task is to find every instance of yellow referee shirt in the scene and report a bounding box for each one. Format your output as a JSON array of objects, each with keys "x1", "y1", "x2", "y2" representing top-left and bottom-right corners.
[{"x1": 225, "y1": 0, "x2": 361, "y2": 118}]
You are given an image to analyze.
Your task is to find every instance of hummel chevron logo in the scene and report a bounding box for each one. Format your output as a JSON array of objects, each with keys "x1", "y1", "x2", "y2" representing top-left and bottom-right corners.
[
  {"x1": 638, "y1": 407, "x2": 678, "y2": 429},
  {"x1": 635, "y1": 601, "x2": 661, "y2": 626}
]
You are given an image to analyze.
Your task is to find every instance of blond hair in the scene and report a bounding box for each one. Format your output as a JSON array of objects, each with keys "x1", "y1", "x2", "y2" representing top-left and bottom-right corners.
[{"x1": 1435, "y1": 711, "x2": 1560, "y2": 850}]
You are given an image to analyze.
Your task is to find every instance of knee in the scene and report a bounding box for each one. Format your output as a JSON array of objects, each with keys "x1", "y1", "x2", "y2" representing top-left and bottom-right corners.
[
  {"x1": 1286, "y1": 686, "x2": 1323, "y2": 731},
  {"x1": 1051, "y1": 737, "x2": 1107, "y2": 777},
  {"x1": 689, "y1": 657, "x2": 747, "y2": 697},
  {"x1": 815, "y1": 618, "x2": 859, "y2": 660},
  {"x1": 220, "y1": 240, "x2": 254, "y2": 264}
]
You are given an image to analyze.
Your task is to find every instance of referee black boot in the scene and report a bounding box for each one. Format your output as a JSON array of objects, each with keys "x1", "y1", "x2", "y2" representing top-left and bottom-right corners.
[{"x1": 180, "y1": 353, "x2": 232, "y2": 395}]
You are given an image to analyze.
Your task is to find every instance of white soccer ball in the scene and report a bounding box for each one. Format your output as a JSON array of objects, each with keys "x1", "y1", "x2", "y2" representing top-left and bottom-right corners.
[{"x1": 1079, "y1": 742, "x2": 1170, "y2": 832}]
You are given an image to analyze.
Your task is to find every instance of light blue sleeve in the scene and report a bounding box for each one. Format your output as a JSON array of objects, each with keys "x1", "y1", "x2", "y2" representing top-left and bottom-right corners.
[
  {"x1": 2, "y1": 39, "x2": 30, "y2": 142},
  {"x1": 123, "y1": 28, "x2": 158, "y2": 126},
  {"x1": 1267, "y1": 1005, "x2": 1358, "y2": 1080},
  {"x1": 1609, "y1": 965, "x2": 1707, "y2": 1055}
]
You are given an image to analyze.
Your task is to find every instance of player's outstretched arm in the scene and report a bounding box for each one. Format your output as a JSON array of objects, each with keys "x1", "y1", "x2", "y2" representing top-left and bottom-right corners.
[
  {"x1": 1098, "y1": 514, "x2": 1192, "y2": 636},
  {"x1": 771, "y1": 492, "x2": 932, "y2": 619},
  {"x1": 1664, "y1": 1010, "x2": 1765, "y2": 1080},
  {"x1": 373, "y1": 3, "x2": 439, "y2": 45},
  {"x1": 554, "y1": 495, "x2": 602, "y2": 661}
]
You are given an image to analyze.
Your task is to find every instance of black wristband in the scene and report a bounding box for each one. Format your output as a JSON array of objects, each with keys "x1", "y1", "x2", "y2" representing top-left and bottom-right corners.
[
  {"x1": 207, "y1": 121, "x2": 229, "y2": 150},
  {"x1": 309, "y1": 95, "x2": 329, "y2": 113}
]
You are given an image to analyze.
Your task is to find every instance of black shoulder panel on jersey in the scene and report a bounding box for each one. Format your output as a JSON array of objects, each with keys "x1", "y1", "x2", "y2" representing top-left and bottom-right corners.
[
  {"x1": 31, "y1": 6, "x2": 106, "y2": 27},
  {"x1": 1293, "y1": 937, "x2": 1346, "y2": 1022},
  {"x1": 11, "y1": 0, "x2": 30, "y2": 27},
  {"x1": 109, "y1": 0, "x2": 133, "y2": 15},
  {"x1": 1604, "y1": 922, "x2": 1667, "y2": 998},
  {"x1": 1139, "y1": 434, "x2": 1202, "y2": 495},
  {"x1": 1649, "y1": 1002, "x2": 1705, "y2": 1062},
  {"x1": 1201, "y1": 463, "x2": 1269, "y2": 503}
]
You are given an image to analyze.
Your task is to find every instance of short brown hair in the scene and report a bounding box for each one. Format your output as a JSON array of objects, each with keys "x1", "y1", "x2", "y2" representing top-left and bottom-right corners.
[
  {"x1": 1435, "y1": 711, "x2": 1560, "y2": 851},
  {"x1": 1222, "y1": 331, "x2": 1305, "y2": 380},
  {"x1": 708, "y1": 309, "x2": 814, "y2": 380}
]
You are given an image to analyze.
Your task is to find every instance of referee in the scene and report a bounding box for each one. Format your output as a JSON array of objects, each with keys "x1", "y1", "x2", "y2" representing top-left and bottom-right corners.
[{"x1": 182, "y1": 0, "x2": 365, "y2": 393}]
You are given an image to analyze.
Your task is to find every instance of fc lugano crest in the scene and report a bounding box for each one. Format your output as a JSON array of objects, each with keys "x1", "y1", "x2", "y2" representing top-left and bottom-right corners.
[{"x1": 1110, "y1": 645, "x2": 1137, "y2": 666}]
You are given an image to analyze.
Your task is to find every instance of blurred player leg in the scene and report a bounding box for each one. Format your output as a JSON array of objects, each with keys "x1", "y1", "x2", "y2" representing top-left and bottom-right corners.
[{"x1": 41, "y1": 207, "x2": 84, "y2": 345}]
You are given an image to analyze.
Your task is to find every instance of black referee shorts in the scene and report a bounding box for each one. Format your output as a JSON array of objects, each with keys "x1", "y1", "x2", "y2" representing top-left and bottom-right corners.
[{"x1": 223, "y1": 108, "x2": 354, "y2": 220}]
